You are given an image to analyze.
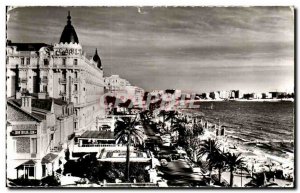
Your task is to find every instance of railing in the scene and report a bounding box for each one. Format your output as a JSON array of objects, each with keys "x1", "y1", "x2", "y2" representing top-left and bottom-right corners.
[
  {"x1": 54, "y1": 171, "x2": 63, "y2": 179},
  {"x1": 73, "y1": 78, "x2": 79, "y2": 83},
  {"x1": 60, "y1": 91, "x2": 66, "y2": 96},
  {"x1": 50, "y1": 145, "x2": 62, "y2": 153},
  {"x1": 19, "y1": 78, "x2": 27, "y2": 83},
  {"x1": 103, "y1": 183, "x2": 158, "y2": 187},
  {"x1": 73, "y1": 90, "x2": 78, "y2": 95},
  {"x1": 41, "y1": 78, "x2": 48, "y2": 83},
  {"x1": 59, "y1": 78, "x2": 67, "y2": 84},
  {"x1": 80, "y1": 144, "x2": 118, "y2": 147}
]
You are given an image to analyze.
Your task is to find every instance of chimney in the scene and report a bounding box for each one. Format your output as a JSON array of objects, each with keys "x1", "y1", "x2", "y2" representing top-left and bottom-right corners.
[{"x1": 21, "y1": 95, "x2": 32, "y2": 113}]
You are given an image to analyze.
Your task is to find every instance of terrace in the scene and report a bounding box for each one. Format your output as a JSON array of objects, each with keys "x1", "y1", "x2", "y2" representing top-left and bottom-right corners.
[
  {"x1": 71, "y1": 131, "x2": 129, "y2": 154},
  {"x1": 99, "y1": 150, "x2": 151, "y2": 162}
]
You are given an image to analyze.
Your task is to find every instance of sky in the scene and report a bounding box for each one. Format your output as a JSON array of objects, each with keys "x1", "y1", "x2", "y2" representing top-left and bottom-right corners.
[{"x1": 7, "y1": 6, "x2": 294, "y2": 93}]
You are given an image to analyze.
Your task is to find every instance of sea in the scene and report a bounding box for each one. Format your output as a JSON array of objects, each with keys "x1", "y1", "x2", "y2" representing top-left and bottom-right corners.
[{"x1": 196, "y1": 101, "x2": 294, "y2": 158}]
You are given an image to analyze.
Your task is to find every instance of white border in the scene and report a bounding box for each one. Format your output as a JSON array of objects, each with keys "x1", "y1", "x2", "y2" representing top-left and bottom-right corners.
[{"x1": 1, "y1": 1, "x2": 298, "y2": 193}]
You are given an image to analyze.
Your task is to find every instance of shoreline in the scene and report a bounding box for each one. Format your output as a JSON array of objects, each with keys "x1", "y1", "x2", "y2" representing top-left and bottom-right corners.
[{"x1": 189, "y1": 99, "x2": 294, "y2": 102}]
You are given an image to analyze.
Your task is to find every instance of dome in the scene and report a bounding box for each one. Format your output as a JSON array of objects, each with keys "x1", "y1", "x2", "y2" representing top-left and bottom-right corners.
[
  {"x1": 93, "y1": 49, "x2": 102, "y2": 69},
  {"x1": 59, "y1": 11, "x2": 79, "y2": 44}
]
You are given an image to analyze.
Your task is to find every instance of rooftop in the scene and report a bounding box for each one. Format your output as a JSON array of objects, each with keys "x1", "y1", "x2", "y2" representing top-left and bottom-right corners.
[
  {"x1": 79, "y1": 130, "x2": 115, "y2": 140},
  {"x1": 7, "y1": 101, "x2": 42, "y2": 122},
  {"x1": 59, "y1": 11, "x2": 79, "y2": 44},
  {"x1": 42, "y1": 153, "x2": 58, "y2": 164},
  {"x1": 7, "y1": 41, "x2": 51, "y2": 51}
]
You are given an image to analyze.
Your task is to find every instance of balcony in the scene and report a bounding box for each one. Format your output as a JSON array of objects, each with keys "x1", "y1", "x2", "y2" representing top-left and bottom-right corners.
[
  {"x1": 73, "y1": 90, "x2": 78, "y2": 95},
  {"x1": 19, "y1": 78, "x2": 27, "y2": 83},
  {"x1": 50, "y1": 145, "x2": 62, "y2": 153},
  {"x1": 41, "y1": 77, "x2": 48, "y2": 83},
  {"x1": 72, "y1": 144, "x2": 129, "y2": 153},
  {"x1": 59, "y1": 78, "x2": 67, "y2": 84},
  {"x1": 60, "y1": 91, "x2": 66, "y2": 96},
  {"x1": 73, "y1": 78, "x2": 79, "y2": 83}
]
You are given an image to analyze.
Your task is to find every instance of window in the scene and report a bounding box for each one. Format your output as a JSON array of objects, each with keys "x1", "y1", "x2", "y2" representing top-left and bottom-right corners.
[
  {"x1": 43, "y1": 85, "x2": 47, "y2": 92},
  {"x1": 31, "y1": 138, "x2": 37, "y2": 154},
  {"x1": 74, "y1": 59, "x2": 78, "y2": 65},
  {"x1": 21, "y1": 57, "x2": 24, "y2": 65},
  {"x1": 74, "y1": 122, "x2": 77, "y2": 130},
  {"x1": 74, "y1": 84, "x2": 78, "y2": 91},
  {"x1": 28, "y1": 166, "x2": 35, "y2": 177},
  {"x1": 24, "y1": 166, "x2": 35, "y2": 178},
  {"x1": 74, "y1": 71, "x2": 78, "y2": 78},
  {"x1": 26, "y1": 58, "x2": 30, "y2": 65},
  {"x1": 44, "y1": 59, "x2": 49, "y2": 65},
  {"x1": 62, "y1": 58, "x2": 66, "y2": 65},
  {"x1": 42, "y1": 164, "x2": 46, "y2": 177},
  {"x1": 6, "y1": 57, "x2": 9, "y2": 64}
]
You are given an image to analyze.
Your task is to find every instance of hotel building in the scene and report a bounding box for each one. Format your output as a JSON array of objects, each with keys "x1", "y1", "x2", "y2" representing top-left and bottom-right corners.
[
  {"x1": 6, "y1": 12, "x2": 105, "y2": 134},
  {"x1": 6, "y1": 12, "x2": 106, "y2": 180}
]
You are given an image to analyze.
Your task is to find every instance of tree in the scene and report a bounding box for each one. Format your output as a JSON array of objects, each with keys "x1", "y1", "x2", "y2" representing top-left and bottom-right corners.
[
  {"x1": 158, "y1": 110, "x2": 168, "y2": 132},
  {"x1": 165, "y1": 110, "x2": 178, "y2": 128},
  {"x1": 193, "y1": 123, "x2": 204, "y2": 137},
  {"x1": 197, "y1": 139, "x2": 225, "y2": 183},
  {"x1": 115, "y1": 115, "x2": 145, "y2": 182},
  {"x1": 224, "y1": 152, "x2": 245, "y2": 187},
  {"x1": 171, "y1": 116, "x2": 188, "y2": 147}
]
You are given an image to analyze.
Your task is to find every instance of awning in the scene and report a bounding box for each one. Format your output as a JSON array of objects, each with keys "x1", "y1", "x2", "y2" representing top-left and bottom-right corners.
[
  {"x1": 41, "y1": 153, "x2": 58, "y2": 164},
  {"x1": 79, "y1": 130, "x2": 114, "y2": 140},
  {"x1": 15, "y1": 160, "x2": 36, "y2": 169}
]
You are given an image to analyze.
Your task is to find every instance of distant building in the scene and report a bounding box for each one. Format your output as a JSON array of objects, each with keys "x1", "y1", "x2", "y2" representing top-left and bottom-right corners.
[
  {"x1": 104, "y1": 75, "x2": 131, "y2": 91},
  {"x1": 243, "y1": 93, "x2": 255, "y2": 99},
  {"x1": 126, "y1": 86, "x2": 145, "y2": 105},
  {"x1": 269, "y1": 92, "x2": 287, "y2": 99},
  {"x1": 219, "y1": 90, "x2": 231, "y2": 99}
]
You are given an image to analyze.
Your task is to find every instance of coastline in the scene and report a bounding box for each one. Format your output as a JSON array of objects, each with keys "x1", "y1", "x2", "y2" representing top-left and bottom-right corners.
[{"x1": 189, "y1": 98, "x2": 294, "y2": 103}]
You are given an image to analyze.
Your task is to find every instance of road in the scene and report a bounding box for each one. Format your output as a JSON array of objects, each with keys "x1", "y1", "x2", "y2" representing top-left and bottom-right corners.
[{"x1": 159, "y1": 159, "x2": 209, "y2": 186}]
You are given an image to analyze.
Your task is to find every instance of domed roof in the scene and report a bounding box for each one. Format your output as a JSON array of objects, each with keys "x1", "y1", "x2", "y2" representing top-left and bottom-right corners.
[
  {"x1": 59, "y1": 11, "x2": 79, "y2": 44},
  {"x1": 93, "y1": 49, "x2": 102, "y2": 69}
]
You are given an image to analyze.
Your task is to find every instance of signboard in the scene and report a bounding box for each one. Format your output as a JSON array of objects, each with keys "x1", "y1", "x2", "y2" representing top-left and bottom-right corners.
[
  {"x1": 10, "y1": 130, "x2": 37, "y2": 136},
  {"x1": 54, "y1": 48, "x2": 81, "y2": 56}
]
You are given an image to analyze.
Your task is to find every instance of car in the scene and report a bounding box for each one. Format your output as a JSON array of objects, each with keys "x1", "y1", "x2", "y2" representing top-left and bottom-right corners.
[
  {"x1": 157, "y1": 152, "x2": 172, "y2": 161},
  {"x1": 160, "y1": 159, "x2": 168, "y2": 166}
]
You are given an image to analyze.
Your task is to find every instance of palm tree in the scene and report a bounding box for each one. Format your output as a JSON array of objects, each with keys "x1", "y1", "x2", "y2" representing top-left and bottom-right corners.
[
  {"x1": 165, "y1": 110, "x2": 178, "y2": 128},
  {"x1": 115, "y1": 115, "x2": 145, "y2": 182},
  {"x1": 224, "y1": 152, "x2": 245, "y2": 187},
  {"x1": 197, "y1": 139, "x2": 219, "y2": 160},
  {"x1": 210, "y1": 151, "x2": 226, "y2": 184},
  {"x1": 171, "y1": 117, "x2": 188, "y2": 146},
  {"x1": 158, "y1": 110, "x2": 170, "y2": 133},
  {"x1": 192, "y1": 123, "x2": 204, "y2": 137},
  {"x1": 197, "y1": 139, "x2": 225, "y2": 183}
]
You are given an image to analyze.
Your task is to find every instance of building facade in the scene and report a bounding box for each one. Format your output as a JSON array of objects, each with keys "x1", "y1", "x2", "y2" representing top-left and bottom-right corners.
[
  {"x1": 104, "y1": 75, "x2": 131, "y2": 91},
  {"x1": 6, "y1": 96, "x2": 69, "y2": 180},
  {"x1": 6, "y1": 12, "x2": 105, "y2": 134}
]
